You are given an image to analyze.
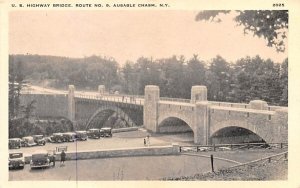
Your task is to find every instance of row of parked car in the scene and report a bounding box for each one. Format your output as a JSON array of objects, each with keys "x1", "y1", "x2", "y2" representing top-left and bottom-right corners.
[
  {"x1": 9, "y1": 127, "x2": 113, "y2": 170},
  {"x1": 9, "y1": 150, "x2": 57, "y2": 170},
  {"x1": 8, "y1": 127, "x2": 113, "y2": 149}
]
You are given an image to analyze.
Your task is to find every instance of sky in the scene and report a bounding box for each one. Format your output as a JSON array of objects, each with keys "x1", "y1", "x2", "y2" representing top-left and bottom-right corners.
[{"x1": 9, "y1": 11, "x2": 288, "y2": 65}]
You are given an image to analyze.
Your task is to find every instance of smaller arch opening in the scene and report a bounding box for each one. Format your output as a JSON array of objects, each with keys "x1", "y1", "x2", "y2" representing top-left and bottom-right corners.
[
  {"x1": 210, "y1": 126, "x2": 266, "y2": 144},
  {"x1": 158, "y1": 117, "x2": 194, "y2": 144}
]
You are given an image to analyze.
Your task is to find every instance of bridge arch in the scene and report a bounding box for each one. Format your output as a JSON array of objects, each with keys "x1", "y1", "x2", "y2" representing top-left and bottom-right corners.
[
  {"x1": 210, "y1": 119, "x2": 273, "y2": 143},
  {"x1": 85, "y1": 105, "x2": 137, "y2": 130},
  {"x1": 158, "y1": 116, "x2": 194, "y2": 135},
  {"x1": 157, "y1": 110, "x2": 195, "y2": 133},
  {"x1": 210, "y1": 126, "x2": 265, "y2": 144}
]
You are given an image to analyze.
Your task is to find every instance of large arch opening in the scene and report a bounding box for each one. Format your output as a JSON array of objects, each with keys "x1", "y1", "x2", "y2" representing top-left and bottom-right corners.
[
  {"x1": 157, "y1": 117, "x2": 194, "y2": 143},
  {"x1": 210, "y1": 126, "x2": 266, "y2": 144},
  {"x1": 85, "y1": 107, "x2": 136, "y2": 130}
]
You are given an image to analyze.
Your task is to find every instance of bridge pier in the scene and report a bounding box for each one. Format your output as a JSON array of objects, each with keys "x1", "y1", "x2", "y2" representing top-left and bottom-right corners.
[
  {"x1": 68, "y1": 85, "x2": 75, "y2": 122},
  {"x1": 144, "y1": 85, "x2": 160, "y2": 132},
  {"x1": 98, "y1": 85, "x2": 105, "y2": 95},
  {"x1": 191, "y1": 86, "x2": 207, "y2": 103},
  {"x1": 194, "y1": 102, "x2": 210, "y2": 144}
]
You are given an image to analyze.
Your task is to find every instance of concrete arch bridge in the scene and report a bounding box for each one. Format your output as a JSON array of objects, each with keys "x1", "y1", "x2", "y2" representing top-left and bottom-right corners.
[{"x1": 20, "y1": 85, "x2": 288, "y2": 144}]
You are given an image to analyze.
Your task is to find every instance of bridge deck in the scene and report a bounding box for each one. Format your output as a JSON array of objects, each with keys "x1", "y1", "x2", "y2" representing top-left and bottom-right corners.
[{"x1": 21, "y1": 85, "x2": 287, "y2": 111}]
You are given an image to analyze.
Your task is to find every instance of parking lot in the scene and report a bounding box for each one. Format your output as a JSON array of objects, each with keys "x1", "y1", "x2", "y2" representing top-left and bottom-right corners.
[
  {"x1": 9, "y1": 154, "x2": 233, "y2": 180},
  {"x1": 9, "y1": 148, "x2": 287, "y2": 180},
  {"x1": 9, "y1": 129, "x2": 194, "y2": 156},
  {"x1": 9, "y1": 129, "x2": 288, "y2": 180}
]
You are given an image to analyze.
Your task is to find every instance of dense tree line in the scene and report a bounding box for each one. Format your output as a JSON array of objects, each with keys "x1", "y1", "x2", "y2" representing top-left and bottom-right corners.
[
  {"x1": 8, "y1": 10, "x2": 288, "y2": 138},
  {"x1": 9, "y1": 54, "x2": 288, "y2": 106}
]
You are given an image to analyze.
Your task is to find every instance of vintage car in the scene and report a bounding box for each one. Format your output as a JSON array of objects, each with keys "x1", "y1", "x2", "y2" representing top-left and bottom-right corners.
[
  {"x1": 9, "y1": 138, "x2": 22, "y2": 149},
  {"x1": 63, "y1": 132, "x2": 76, "y2": 142},
  {"x1": 100, "y1": 127, "x2": 112, "y2": 137},
  {"x1": 21, "y1": 136, "x2": 37, "y2": 147},
  {"x1": 30, "y1": 150, "x2": 55, "y2": 169},
  {"x1": 87, "y1": 128, "x2": 101, "y2": 139},
  {"x1": 75, "y1": 131, "x2": 88, "y2": 141},
  {"x1": 32, "y1": 135, "x2": 46, "y2": 146},
  {"x1": 9, "y1": 152, "x2": 25, "y2": 170},
  {"x1": 51, "y1": 133, "x2": 64, "y2": 143}
]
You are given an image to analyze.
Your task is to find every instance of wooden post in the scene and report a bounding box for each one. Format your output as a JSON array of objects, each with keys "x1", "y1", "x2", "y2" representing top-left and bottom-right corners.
[
  {"x1": 280, "y1": 143, "x2": 283, "y2": 149},
  {"x1": 268, "y1": 157, "x2": 271, "y2": 163},
  {"x1": 210, "y1": 155, "x2": 214, "y2": 172},
  {"x1": 213, "y1": 144, "x2": 216, "y2": 151}
]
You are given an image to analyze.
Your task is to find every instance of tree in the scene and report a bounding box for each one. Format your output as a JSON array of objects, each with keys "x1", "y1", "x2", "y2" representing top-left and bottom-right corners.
[
  {"x1": 196, "y1": 10, "x2": 288, "y2": 52},
  {"x1": 207, "y1": 55, "x2": 231, "y2": 101},
  {"x1": 186, "y1": 55, "x2": 207, "y2": 88},
  {"x1": 22, "y1": 100, "x2": 37, "y2": 120},
  {"x1": 233, "y1": 56, "x2": 284, "y2": 104},
  {"x1": 9, "y1": 56, "x2": 26, "y2": 119},
  {"x1": 280, "y1": 58, "x2": 288, "y2": 106}
]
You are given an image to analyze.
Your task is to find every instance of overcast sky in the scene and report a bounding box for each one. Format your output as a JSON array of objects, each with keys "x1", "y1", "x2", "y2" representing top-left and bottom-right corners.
[{"x1": 9, "y1": 11, "x2": 288, "y2": 64}]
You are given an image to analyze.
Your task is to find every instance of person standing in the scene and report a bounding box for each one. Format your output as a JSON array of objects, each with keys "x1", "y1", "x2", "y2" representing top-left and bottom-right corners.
[
  {"x1": 60, "y1": 150, "x2": 66, "y2": 165},
  {"x1": 52, "y1": 151, "x2": 56, "y2": 167},
  {"x1": 146, "y1": 135, "x2": 150, "y2": 147},
  {"x1": 144, "y1": 138, "x2": 146, "y2": 146}
]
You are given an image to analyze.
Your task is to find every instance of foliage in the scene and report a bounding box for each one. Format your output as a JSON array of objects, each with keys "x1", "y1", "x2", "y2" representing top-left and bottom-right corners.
[
  {"x1": 9, "y1": 118, "x2": 74, "y2": 138},
  {"x1": 196, "y1": 10, "x2": 288, "y2": 52},
  {"x1": 9, "y1": 54, "x2": 288, "y2": 107},
  {"x1": 9, "y1": 56, "x2": 26, "y2": 119}
]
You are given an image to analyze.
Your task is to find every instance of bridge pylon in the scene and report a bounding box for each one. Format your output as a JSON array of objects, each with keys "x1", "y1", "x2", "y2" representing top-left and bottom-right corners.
[
  {"x1": 68, "y1": 85, "x2": 75, "y2": 122},
  {"x1": 144, "y1": 85, "x2": 160, "y2": 132}
]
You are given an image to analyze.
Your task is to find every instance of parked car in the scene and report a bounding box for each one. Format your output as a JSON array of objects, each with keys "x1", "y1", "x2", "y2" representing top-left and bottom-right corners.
[
  {"x1": 100, "y1": 127, "x2": 112, "y2": 137},
  {"x1": 32, "y1": 135, "x2": 46, "y2": 146},
  {"x1": 51, "y1": 133, "x2": 64, "y2": 143},
  {"x1": 87, "y1": 129, "x2": 101, "y2": 139},
  {"x1": 75, "y1": 131, "x2": 88, "y2": 141},
  {"x1": 63, "y1": 132, "x2": 76, "y2": 142},
  {"x1": 9, "y1": 152, "x2": 25, "y2": 170},
  {"x1": 30, "y1": 150, "x2": 55, "y2": 169},
  {"x1": 9, "y1": 138, "x2": 22, "y2": 149},
  {"x1": 21, "y1": 136, "x2": 37, "y2": 147}
]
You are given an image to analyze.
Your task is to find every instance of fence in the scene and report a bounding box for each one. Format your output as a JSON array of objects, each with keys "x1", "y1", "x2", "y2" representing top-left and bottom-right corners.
[
  {"x1": 227, "y1": 151, "x2": 288, "y2": 169},
  {"x1": 179, "y1": 142, "x2": 288, "y2": 152}
]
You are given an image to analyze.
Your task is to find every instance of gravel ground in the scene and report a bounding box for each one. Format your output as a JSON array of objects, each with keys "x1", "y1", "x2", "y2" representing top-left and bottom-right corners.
[
  {"x1": 164, "y1": 157, "x2": 288, "y2": 180},
  {"x1": 9, "y1": 155, "x2": 234, "y2": 180}
]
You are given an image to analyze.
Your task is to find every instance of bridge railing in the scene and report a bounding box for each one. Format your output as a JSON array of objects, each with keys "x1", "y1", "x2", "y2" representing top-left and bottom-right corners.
[
  {"x1": 74, "y1": 93, "x2": 144, "y2": 105},
  {"x1": 160, "y1": 97, "x2": 191, "y2": 103},
  {"x1": 209, "y1": 101, "x2": 288, "y2": 111},
  {"x1": 209, "y1": 101, "x2": 249, "y2": 109},
  {"x1": 102, "y1": 93, "x2": 145, "y2": 99}
]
